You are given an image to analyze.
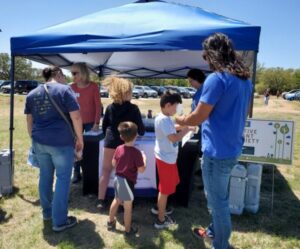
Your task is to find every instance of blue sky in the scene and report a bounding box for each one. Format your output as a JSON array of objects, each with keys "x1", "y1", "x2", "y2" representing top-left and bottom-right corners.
[{"x1": 1, "y1": 0, "x2": 299, "y2": 69}]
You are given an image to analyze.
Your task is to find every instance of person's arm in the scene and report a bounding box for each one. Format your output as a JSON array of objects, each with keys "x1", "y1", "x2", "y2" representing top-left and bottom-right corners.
[
  {"x1": 134, "y1": 105, "x2": 145, "y2": 136},
  {"x1": 70, "y1": 110, "x2": 84, "y2": 152},
  {"x1": 112, "y1": 158, "x2": 116, "y2": 168},
  {"x1": 167, "y1": 126, "x2": 193, "y2": 143},
  {"x1": 175, "y1": 102, "x2": 213, "y2": 126},
  {"x1": 92, "y1": 83, "x2": 101, "y2": 131},
  {"x1": 138, "y1": 151, "x2": 147, "y2": 173},
  {"x1": 26, "y1": 114, "x2": 33, "y2": 137},
  {"x1": 102, "y1": 106, "x2": 110, "y2": 135}
]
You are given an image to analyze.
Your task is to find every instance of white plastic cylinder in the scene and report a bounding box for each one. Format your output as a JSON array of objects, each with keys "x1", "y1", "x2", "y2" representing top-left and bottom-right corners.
[{"x1": 244, "y1": 163, "x2": 263, "y2": 213}]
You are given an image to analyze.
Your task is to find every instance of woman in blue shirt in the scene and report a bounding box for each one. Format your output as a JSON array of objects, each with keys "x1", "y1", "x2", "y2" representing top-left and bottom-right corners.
[{"x1": 25, "y1": 66, "x2": 83, "y2": 232}]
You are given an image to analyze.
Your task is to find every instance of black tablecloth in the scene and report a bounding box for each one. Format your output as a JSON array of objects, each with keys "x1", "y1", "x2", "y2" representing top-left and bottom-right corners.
[
  {"x1": 81, "y1": 133, "x2": 104, "y2": 195},
  {"x1": 169, "y1": 139, "x2": 200, "y2": 207},
  {"x1": 81, "y1": 132, "x2": 200, "y2": 205}
]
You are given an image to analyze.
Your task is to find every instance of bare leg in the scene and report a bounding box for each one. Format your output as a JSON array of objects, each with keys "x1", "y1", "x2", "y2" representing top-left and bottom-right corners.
[
  {"x1": 109, "y1": 198, "x2": 121, "y2": 222},
  {"x1": 98, "y1": 148, "x2": 115, "y2": 200},
  {"x1": 123, "y1": 200, "x2": 133, "y2": 232},
  {"x1": 157, "y1": 192, "x2": 168, "y2": 222}
]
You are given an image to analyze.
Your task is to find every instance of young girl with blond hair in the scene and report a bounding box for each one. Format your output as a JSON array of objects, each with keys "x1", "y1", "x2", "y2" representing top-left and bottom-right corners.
[{"x1": 97, "y1": 77, "x2": 145, "y2": 210}]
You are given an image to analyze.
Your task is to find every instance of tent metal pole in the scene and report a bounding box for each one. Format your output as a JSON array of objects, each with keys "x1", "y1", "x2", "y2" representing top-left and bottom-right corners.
[
  {"x1": 9, "y1": 55, "x2": 15, "y2": 175},
  {"x1": 249, "y1": 51, "x2": 258, "y2": 118}
]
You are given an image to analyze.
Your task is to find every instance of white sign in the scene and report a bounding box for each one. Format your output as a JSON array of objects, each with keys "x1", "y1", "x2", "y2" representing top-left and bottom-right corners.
[
  {"x1": 240, "y1": 119, "x2": 294, "y2": 165},
  {"x1": 98, "y1": 133, "x2": 157, "y2": 193}
]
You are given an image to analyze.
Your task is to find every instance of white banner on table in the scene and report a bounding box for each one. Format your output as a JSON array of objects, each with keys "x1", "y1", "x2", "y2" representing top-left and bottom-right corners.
[
  {"x1": 240, "y1": 119, "x2": 294, "y2": 165},
  {"x1": 99, "y1": 132, "x2": 157, "y2": 190}
]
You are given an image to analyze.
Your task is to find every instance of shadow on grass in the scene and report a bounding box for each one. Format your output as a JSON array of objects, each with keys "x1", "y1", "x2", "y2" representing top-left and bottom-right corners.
[
  {"x1": 42, "y1": 218, "x2": 104, "y2": 249},
  {"x1": 0, "y1": 207, "x2": 13, "y2": 224},
  {"x1": 68, "y1": 182, "x2": 104, "y2": 214},
  {"x1": 63, "y1": 163, "x2": 300, "y2": 248},
  {"x1": 17, "y1": 193, "x2": 40, "y2": 206},
  {"x1": 232, "y1": 164, "x2": 300, "y2": 240},
  {"x1": 118, "y1": 184, "x2": 208, "y2": 249}
]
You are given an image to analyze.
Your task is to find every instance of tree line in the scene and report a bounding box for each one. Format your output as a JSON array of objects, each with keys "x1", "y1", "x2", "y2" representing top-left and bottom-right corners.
[{"x1": 1, "y1": 54, "x2": 299, "y2": 94}]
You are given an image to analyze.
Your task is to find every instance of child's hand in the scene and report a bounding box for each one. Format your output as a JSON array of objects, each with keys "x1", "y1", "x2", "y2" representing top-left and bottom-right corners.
[
  {"x1": 189, "y1": 126, "x2": 198, "y2": 133},
  {"x1": 181, "y1": 126, "x2": 190, "y2": 133},
  {"x1": 141, "y1": 150, "x2": 147, "y2": 164}
]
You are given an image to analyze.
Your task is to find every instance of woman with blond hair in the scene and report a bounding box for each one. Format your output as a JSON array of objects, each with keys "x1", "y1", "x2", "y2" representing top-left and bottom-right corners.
[
  {"x1": 70, "y1": 62, "x2": 102, "y2": 183},
  {"x1": 97, "y1": 77, "x2": 145, "y2": 210}
]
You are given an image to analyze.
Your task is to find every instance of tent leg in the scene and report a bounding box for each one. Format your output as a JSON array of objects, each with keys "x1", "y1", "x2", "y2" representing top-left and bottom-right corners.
[
  {"x1": 9, "y1": 55, "x2": 15, "y2": 185},
  {"x1": 249, "y1": 51, "x2": 258, "y2": 118}
]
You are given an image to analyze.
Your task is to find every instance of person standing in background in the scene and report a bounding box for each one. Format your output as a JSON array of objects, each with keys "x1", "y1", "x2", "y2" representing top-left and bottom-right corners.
[
  {"x1": 187, "y1": 68, "x2": 206, "y2": 156},
  {"x1": 187, "y1": 69, "x2": 206, "y2": 112},
  {"x1": 263, "y1": 88, "x2": 270, "y2": 105},
  {"x1": 70, "y1": 62, "x2": 102, "y2": 183},
  {"x1": 25, "y1": 66, "x2": 83, "y2": 232},
  {"x1": 176, "y1": 33, "x2": 253, "y2": 249},
  {"x1": 97, "y1": 77, "x2": 145, "y2": 210}
]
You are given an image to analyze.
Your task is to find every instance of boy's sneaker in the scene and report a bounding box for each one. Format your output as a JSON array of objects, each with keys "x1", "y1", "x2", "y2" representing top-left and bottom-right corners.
[
  {"x1": 52, "y1": 216, "x2": 77, "y2": 232},
  {"x1": 107, "y1": 219, "x2": 116, "y2": 231},
  {"x1": 154, "y1": 215, "x2": 176, "y2": 229},
  {"x1": 96, "y1": 199, "x2": 108, "y2": 210},
  {"x1": 151, "y1": 206, "x2": 173, "y2": 215},
  {"x1": 125, "y1": 226, "x2": 138, "y2": 236}
]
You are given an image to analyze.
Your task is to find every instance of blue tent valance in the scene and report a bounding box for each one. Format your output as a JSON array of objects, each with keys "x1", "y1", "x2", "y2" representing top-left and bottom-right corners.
[{"x1": 10, "y1": 0, "x2": 261, "y2": 78}]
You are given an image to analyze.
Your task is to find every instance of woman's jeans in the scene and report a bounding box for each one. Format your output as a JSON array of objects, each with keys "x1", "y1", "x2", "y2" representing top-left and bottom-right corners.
[
  {"x1": 32, "y1": 140, "x2": 74, "y2": 227},
  {"x1": 201, "y1": 155, "x2": 237, "y2": 249}
]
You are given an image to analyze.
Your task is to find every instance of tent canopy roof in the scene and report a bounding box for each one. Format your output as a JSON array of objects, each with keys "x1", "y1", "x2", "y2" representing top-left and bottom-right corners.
[{"x1": 10, "y1": 0, "x2": 261, "y2": 78}]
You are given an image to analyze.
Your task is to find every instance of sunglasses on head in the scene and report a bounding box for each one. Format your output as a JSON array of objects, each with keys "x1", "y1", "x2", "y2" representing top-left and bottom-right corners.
[{"x1": 71, "y1": 71, "x2": 79, "y2": 76}]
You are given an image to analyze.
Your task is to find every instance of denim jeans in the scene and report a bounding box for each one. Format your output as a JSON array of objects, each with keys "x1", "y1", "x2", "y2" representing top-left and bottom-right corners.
[
  {"x1": 201, "y1": 155, "x2": 237, "y2": 249},
  {"x1": 32, "y1": 140, "x2": 74, "y2": 227}
]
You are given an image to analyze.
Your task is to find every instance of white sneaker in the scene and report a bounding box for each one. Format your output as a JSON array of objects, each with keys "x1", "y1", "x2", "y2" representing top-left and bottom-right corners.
[
  {"x1": 151, "y1": 206, "x2": 173, "y2": 215},
  {"x1": 154, "y1": 215, "x2": 176, "y2": 229}
]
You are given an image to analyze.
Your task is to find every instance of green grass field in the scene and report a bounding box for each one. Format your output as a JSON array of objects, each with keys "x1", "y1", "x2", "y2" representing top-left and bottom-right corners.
[{"x1": 0, "y1": 94, "x2": 299, "y2": 249}]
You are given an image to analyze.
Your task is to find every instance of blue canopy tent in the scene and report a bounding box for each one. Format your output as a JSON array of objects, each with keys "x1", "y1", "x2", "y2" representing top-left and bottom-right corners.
[{"x1": 9, "y1": 0, "x2": 260, "y2": 168}]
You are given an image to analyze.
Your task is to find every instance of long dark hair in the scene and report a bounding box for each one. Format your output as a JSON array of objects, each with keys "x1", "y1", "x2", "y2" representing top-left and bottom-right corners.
[{"x1": 202, "y1": 33, "x2": 250, "y2": 80}]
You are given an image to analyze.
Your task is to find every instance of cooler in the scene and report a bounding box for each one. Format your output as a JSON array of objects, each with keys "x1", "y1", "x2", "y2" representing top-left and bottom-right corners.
[
  {"x1": 229, "y1": 164, "x2": 247, "y2": 215},
  {"x1": 244, "y1": 163, "x2": 263, "y2": 213},
  {"x1": 0, "y1": 149, "x2": 14, "y2": 195}
]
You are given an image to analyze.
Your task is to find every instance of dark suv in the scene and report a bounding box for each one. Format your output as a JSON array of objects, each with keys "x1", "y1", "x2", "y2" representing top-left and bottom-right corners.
[{"x1": 15, "y1": 80, "x2": 40, "y2": 94}]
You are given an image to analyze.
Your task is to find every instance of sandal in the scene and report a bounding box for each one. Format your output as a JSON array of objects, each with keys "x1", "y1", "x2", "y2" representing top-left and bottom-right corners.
[{"x1": 192, "y1": 227, "x2": 210, "y2": 239}]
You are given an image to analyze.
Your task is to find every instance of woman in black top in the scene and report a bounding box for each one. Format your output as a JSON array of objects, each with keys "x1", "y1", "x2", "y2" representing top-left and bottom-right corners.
[{"x1": 97, "y1": 77, "x2": 145, "y2": 209}]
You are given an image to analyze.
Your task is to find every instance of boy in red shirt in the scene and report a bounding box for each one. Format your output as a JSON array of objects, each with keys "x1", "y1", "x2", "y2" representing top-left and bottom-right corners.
[{"x1": 107, "y1": 121, "x2": 146, "y2": 235}]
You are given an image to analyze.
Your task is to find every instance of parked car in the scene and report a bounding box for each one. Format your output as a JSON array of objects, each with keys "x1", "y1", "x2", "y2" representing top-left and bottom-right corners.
[
  {"x1": 132, "y1": 87, "x2": 140, "y2": 99},
  {"x1": 0, "y1": 80, "x2": 6, "y2": 88},
  {"x1": 282, "y1": 89, "x2": 300, "y2": 101},
  {"x1": 0, "y1": 81, "x2": 12, "y2": 92},
  {"x1": 178, "y1": 87, "x2": 191, "y2": 98},
  {"x1": 1, "y1": 81, "x2": 14, "y2": 94},
  {"x1": 134, "y1": 85, "x2": 158, "y2": 98},
  {"x1": 99, "y1": 85, "x2": 109, "y2": 97},
  {"x1": 149, "y1": 85, "x2": 167, "y2": 96},
  {"x1": 1, "y1": 80, "x2": 40, "y2": 94},
  {"x1": 185, "y1": 87, "x2": 196, "y2": 97},
  {"x1": 15, "y1": 80, "x2": 40, "y2": 94},
  {"x1": 165, "y1": 86, "x2": 190, "y2": 98}
]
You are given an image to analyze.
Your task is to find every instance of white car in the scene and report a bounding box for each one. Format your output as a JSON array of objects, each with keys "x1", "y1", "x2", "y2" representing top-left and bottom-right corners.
[
  {"x1": 185, "y1": 87, "x2": 196, "y2": 97},
  {"x1": 134, "y1": 85, "x2": 158, "y2": 98}
]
